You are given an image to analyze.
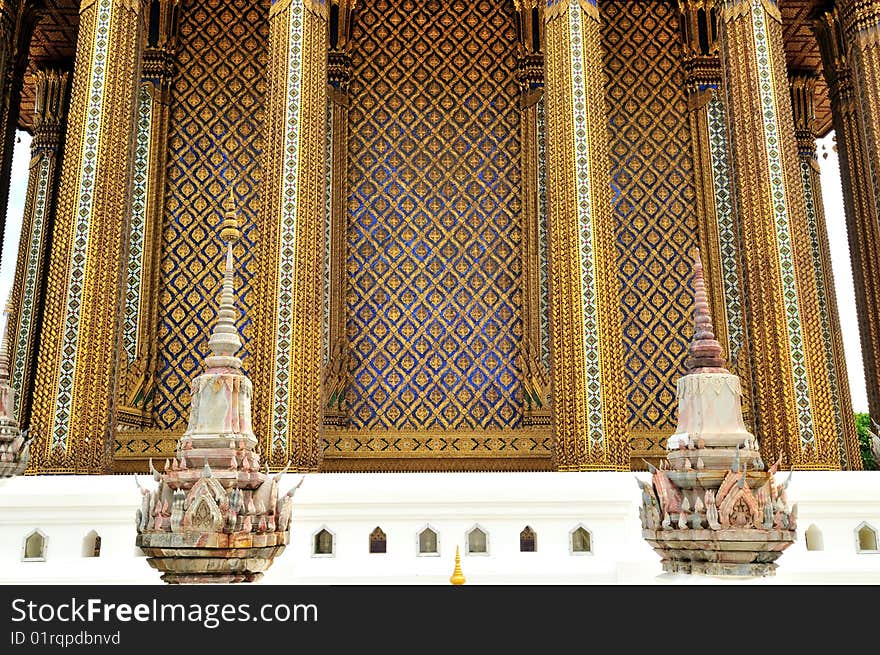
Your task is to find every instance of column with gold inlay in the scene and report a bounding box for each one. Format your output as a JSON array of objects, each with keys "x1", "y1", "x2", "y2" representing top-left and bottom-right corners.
[
  {"x1": 29, "y1": 0, "x2": 145, "y2": 473},
  {"x1": 7, "y1": 66, "x2": 70, "y2": 432},
  {"x1": 320, "y1": 0, "x2": 355, "y2": 429},
  {"x1": 255, "y1": 0, "x2": 327, "y2": 469},
  {"x1": 816, "y1": 5, "x2": 880, "y2": 425},
  {"x1": 515, "y1": 0, "x2": 551, "y2": 428},
  {"x1": 116, "y1": 0, "x2": 179, "y2": 430},
  {"x1": 718, "y1": 0, "x2": 845, "y2": 468},
  {"x1": 788, "y1": 71, "x2": 861, "y2": 469},
  {"x1": 677, "y1": 0, "x2": 753, "y2": 430},
  {"x1": 544, "y1": 0, "x2": 629, "y2": 469}
]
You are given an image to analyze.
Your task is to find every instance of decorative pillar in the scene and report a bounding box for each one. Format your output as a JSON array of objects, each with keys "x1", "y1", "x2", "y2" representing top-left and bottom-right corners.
[
  {"x1": 255, "y1": 0, "x2": 328, "y2": 470},
  {"x1": 815, "y1": 6, "x2": 880, "y2": 425},
  {"x1": 117, "y1": 0, "x2": 179, "y2": 429},
  {"x1": 28, "y1": 0, "x2": 145, "y2": 473},
  {"x1": 6, "y1": 66, "x2": 69, "y2": 431},
  {"x1": 320, "y1": 0, "x2": 354, "y2": 428},
  {"x1": 677, "y1": 0, "x2": 753, "y2": 429},
  {"x1": 515, "y1": 0, "x2": 551, "y2": 428},
  {"x1": 544, "y1": 0, "x2": 629, "y2": 469},
  {"x1": 0, "y1": 0, "x2": 39, "y2": 268},
  {"x1": 718, "y1": 0, "x2": 846, "y2": 469},
  {"x1": 789, "y1": 71, "x2": 861, "y2": 470}
]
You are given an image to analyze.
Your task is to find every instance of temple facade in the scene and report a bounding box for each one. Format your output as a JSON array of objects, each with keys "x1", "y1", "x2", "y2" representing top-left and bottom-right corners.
[{"x1": 0, "y1": 0, "x2": 873, "y2": 474}]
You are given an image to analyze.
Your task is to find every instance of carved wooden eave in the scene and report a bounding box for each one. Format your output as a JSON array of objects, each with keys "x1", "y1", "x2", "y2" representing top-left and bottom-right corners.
[
  {"x1": 18, "y1": 0, "x2": 78, "y2": 133},
  {"x1": 17, "y1": 0, "x2": 831, "y2": 135}
]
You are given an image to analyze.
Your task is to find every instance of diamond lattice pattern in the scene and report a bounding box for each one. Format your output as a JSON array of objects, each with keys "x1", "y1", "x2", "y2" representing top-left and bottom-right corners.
[
  {"x1": 154, "y1": 0, "x2": 267, "y2": 429},
  {"x1": 602, "y1": 0, "x2": 699, "y2": 434},
  {"x1": 347, "y1": 0, "x2": 524, "y2": 429}
]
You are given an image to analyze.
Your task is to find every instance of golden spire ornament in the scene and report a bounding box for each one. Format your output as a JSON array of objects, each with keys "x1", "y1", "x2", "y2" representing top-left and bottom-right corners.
[
  {"x1": 220, "y1": 184, "x2": 241, "y2": 243},
  {"x1": 449, "y1": 545, "x2": 466, "y2": 585}
]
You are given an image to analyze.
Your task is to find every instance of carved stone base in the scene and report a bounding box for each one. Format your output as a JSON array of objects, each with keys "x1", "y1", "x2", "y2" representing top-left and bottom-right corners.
[
  {"x1": 137, "y1": 530, "x2": 289, "y2": 584},
  {"x1": 643, "y1": 527, "x2": 796, "y2": 577},
  {"x1": 661, "y1": 560, "x2": 778, "y2": 577}
]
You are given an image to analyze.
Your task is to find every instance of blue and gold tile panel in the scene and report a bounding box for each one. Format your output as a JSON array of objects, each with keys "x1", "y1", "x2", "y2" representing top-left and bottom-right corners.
[
  {"x1": 346, "y1": 0, "x2": 523, "y2": 430},
  {"x1": 602, "y1": 0, "x2": 699, "y2": 433},
  {"x1": 155, "y1": 0, "x2": 267, "y2": 430}
]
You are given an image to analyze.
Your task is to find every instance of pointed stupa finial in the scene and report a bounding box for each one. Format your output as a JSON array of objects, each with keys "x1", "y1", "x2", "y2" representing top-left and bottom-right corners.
[
  {"x1": 685, "y1": 248, "x2": 728, "y2": 374},
  {"x1": 449, "y1": 545, "x2": 466, "y2": 585},
  {"x1": 206, "y1": 185, "x2": 242, "y2": 369},
  {"x1": 220, "y1": 183, "x2": 241, "y2": 243}
]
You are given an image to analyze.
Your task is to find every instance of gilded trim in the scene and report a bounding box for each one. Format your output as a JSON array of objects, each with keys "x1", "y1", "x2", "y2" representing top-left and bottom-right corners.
[
  {"x1": 50, "y1": 0, "x2": 114, "y2": 451},
  {"x1": 798, "y1": 156, "x2": 847, "y2": 466},
  {"x1": 11, "y1": 156, "x2": 50, "y2": 412},
  {"x1": 270, "y1": 0, "x2": 306, "y2": 454},
  {"x1": 705, "y1": 94, "x2": 745, "y2": 362},
  {"x1": 567, "y1": 1, "x2": 605, "y2": 451},
  {"x1": 122, "y1": 84, "x2": 154, "y2": 363},
  {"x1": 749, "y1": 0, "x2": 815, "y2": 450}
]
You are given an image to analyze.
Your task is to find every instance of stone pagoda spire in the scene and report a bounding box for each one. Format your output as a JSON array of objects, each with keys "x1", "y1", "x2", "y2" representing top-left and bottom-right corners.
[
  {"x1": 639, "y1": 249, "x2": 797, "y2": 577},
  {"x1": 136, "y1": 188, "x2": 301, "y2": 583},
  {"x1": 666, "y1": 249, "x2": 759, "y2": 472},
  {"x1": 0, "y1": 304, "x2": 31, "y2": 477},
  {"x1": 685, "y1": 251, "x2": 727, "y2": 374}
]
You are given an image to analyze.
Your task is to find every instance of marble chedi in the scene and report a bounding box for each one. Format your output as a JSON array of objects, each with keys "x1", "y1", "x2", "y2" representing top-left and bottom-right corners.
[
  {"x1": 638, "y1": 249, "x2": 797, "y2": 577},
  {"x1": 0, "y1": 309, "x2": 31, "y2": 478},
  {"x1": 135, "y1": 192, "x2": 300, "y2": 583}
]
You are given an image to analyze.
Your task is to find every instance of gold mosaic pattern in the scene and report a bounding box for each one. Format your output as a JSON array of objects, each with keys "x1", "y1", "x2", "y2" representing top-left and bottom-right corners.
[
  {"x1": 544, "y1": 0, "x2": 630, "y2": 469},
  {"x1": 29, "y1": 0, "x2": 141, "y2": 473},
  {"x1": 816, "y1": 8, "x2": 879, "y2": 465},
  {"x1": 155, "y1": 0, "x2": 267, "y2": 430},
  {"x1": 346, "y1": 0, "x2": 523, "y2": 430},
  {"x1": 836, "y1": 3, "x2": 880, "y2": 421},
  {"x1": 601, "y1": 0, "x2": 698, "y2": 434},
  {"x1": 720, "y1": 0, "x2": 840, "y2": 468},
  {"x1": 253, "y1": 0, "x2": 327, "y2": 469}
]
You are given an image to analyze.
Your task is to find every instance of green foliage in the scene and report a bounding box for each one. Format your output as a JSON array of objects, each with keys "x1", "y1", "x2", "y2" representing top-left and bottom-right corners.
[{"x1": 855, "y1": 412, "x2": 878, "y2": 470}]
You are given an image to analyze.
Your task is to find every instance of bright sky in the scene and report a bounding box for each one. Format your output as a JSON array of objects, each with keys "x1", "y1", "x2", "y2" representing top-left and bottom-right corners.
[{"x1": 0, "y1": 130, "x2": 869, "y2": 413}]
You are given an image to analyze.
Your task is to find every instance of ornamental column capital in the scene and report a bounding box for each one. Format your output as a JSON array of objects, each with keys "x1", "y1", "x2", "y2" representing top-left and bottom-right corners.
[
  {"x1": 838, "y1": 0, "x2": 880, "y2": 38},
  {"x1": 31, "y1": 65, "x2": 70, "y2": 153},
  {"x1": 789, "y1": 70, "x2": 819, "y2": 158}
]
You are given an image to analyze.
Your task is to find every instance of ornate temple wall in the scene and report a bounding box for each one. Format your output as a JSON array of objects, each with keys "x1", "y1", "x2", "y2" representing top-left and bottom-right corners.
[
  {"x1": 155, "y1": 0, "x2": 268, "y2": 430},
  {"x1": 601, "y1": 0, "x2": 700, "y2": 462},
  {"x1": 345, "y1": 0, "x2": 524, "y2": 431}
]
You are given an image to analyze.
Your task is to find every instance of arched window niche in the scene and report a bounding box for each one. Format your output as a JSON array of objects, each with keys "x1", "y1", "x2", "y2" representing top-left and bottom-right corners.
[
  {"x1": 856, "y1": 522, "x2": 879, "y2": 553},
  {"x1": 417, "y1": 525, "x2": 439, "y2": 556},
  {"x1": 369, "y1": 526, "x2": 387, "y2": 554},
  {"x1": 313, "y1": 527, "x2": 336, "y2": 557},
  {"x1": 22, "y1": 529, "x2": 47, "y2": 562},
  {"x1": 466, "y1": 524, "x2": 489, "y2": 556},
  {"x1": 805, "y1": 524, "x2": 824, "y2": 552},
  {"x1": 82, "y1": 530, "x2": 102, "y2": 558},
  {"x1": 570, "y1": 525, "x2": 592, "y2": 555},
  {"x1": 520, "y1": 526, "x2": 537, "y2": 552}
]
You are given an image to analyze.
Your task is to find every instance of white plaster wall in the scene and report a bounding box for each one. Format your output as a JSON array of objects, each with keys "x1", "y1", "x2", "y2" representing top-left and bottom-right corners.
[{"x1": 0, "y1": 471, "x2": 878, "y2": 584}]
